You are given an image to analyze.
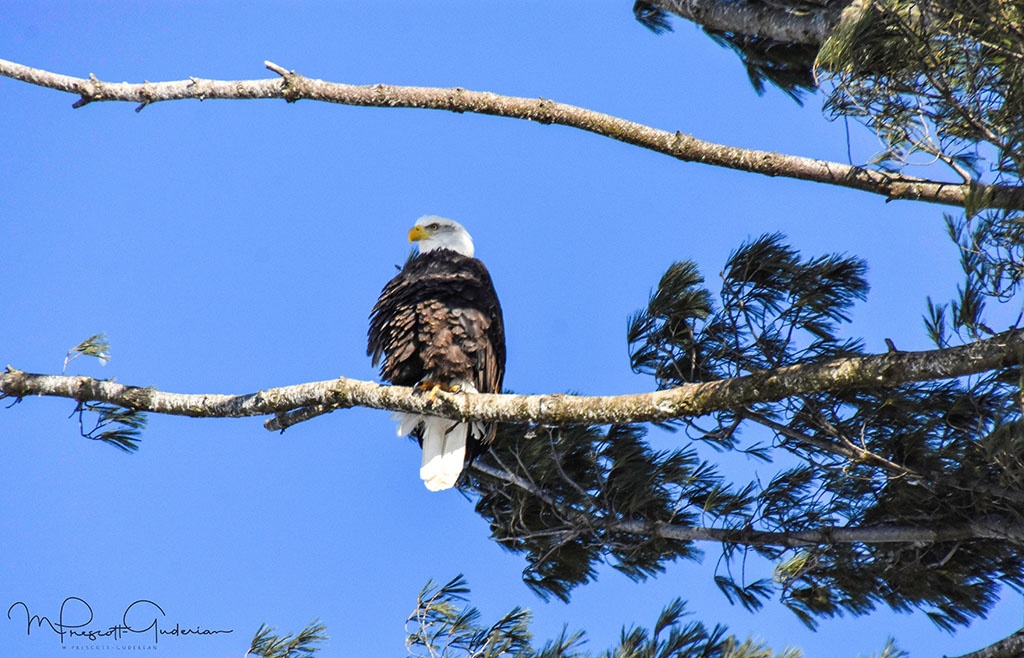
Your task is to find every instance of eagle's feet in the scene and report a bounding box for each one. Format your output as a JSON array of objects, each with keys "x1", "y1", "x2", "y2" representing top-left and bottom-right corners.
[{"x1": 415, "y1": 381, "x2": 462, "y2": 403}]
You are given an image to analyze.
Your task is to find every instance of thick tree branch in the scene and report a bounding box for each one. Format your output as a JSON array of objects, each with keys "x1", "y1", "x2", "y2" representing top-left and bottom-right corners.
[
  {"x1": 472, "y1": 462, "x2": 1024, "y2": 546},
  {"x1": 954, "y1": 630, "x2": 1024, "y2": 658},
  {"x1": 3, "y1": 329, "x2": 1023, "y2": 430},
  {"x1": 616, "y1": 515, "x2": 1024, "y2": 547},
  {"x1": 2, "y1": 57, "x2": 1022, "y2": 210},
  {"x1": 647, "y1": 0, "x2": 844, "y2": 46}
]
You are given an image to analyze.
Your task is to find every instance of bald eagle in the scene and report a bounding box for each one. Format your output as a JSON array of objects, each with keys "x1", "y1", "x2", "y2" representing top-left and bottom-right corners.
[{"x1": 368, "y1": 216, "x2": 506, "y2": 491}]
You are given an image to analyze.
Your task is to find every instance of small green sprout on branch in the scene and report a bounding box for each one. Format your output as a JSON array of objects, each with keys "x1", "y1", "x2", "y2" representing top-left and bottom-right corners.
[{"x1": 63, "y1": 333, "x2": 111, "y2": 374}]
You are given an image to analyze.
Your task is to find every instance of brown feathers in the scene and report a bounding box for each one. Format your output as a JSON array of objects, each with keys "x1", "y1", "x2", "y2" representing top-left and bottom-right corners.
[{"x1": 368, "y1": 248, "x2": 505, "y2": 446}]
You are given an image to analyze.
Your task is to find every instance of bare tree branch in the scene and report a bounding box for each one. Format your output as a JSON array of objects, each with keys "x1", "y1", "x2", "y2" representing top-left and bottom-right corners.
[
  {"x1": 3, "y1": 329, "x2": 1022, "y2": 430},
  {"x1": 2, "y1": 57, "x2": 1022, "y2": 210}
]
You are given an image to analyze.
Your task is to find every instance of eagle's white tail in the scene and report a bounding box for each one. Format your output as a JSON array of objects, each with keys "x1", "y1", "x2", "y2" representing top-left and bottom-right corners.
[
  {"x1": 418, "y1": 417, "x2": 468, "y2": 491},
  {"x1": 393, "y1": 413, "x2": 470, "y2": 491},
  {"x1": 393, "y1": 381, "x2": 480, "y2": 491}
]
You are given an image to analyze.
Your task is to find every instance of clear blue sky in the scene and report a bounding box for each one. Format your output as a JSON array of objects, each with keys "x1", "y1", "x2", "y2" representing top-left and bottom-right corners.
[{"x1": 1, "y1": 2, "x2": 1019, "y2": 657}]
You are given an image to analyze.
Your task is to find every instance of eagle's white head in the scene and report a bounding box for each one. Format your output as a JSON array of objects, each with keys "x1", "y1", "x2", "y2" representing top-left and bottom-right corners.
[{"x1": 408, "y1": 216, "x2": 475, "y2": 258}]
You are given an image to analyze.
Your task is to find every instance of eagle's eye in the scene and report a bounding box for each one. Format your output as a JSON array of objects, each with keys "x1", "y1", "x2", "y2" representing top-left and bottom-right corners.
[{"x1": 428, "y1": 223, "x2": 440, "y2": 231}]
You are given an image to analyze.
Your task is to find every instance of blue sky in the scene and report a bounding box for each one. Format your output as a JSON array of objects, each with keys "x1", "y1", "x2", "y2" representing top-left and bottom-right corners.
[{"x1": 1, "y1": 2, "x2": 1020, "y2": 657}]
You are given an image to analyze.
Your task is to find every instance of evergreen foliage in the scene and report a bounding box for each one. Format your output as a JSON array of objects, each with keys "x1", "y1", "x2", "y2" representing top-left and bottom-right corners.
[
  {"x1": 467, "y1": 234, "x2": 1024, "y2": 630},
  {"x1": 819, "y1": 0, "x2": 1024, "y2": 181},
  {"x1": 405, "y1": 576, "x2": 535, "y2": 658},
  {"x1": 809, "y1": 0, "x2": 1024, "y2": 334},
  {"x1": 247, "y1": 620, "x2": 328, "y2": 658},
  {"x1": 75, "y1": 401, "x2": 146, "y2": 452},
  {"x1": 624, "y1": 4, "x2": 1024, "y2": 640},
  {"x1": 403, "y1": 575, "x2": 810, "y2": 658},
  {"x1": 249, "y1": 577, "x2": 906, "y2": 657},
  {"x1": 469, "y1": 423, "x2": 750, "y2": 601}
]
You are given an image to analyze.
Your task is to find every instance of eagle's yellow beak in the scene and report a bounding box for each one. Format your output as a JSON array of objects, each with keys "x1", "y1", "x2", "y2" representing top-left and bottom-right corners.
[{"x1": 408, "y1": 225, "x2": 430, "y2": 242}]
